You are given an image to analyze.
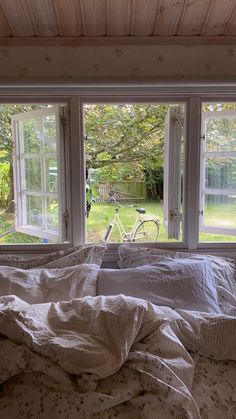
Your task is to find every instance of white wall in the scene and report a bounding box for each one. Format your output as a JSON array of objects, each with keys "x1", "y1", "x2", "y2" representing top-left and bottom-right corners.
[{"x1": 0, "y1": 44, "x2": 236, "y2": 80}]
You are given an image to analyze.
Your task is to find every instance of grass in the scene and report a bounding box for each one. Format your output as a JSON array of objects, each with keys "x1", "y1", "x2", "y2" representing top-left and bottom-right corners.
[
  {"x1": 86, "y1": 201, "x2": 177, "y2": 243},
  {"x1": 87, "y1": 200, "x2": 236, "y2": 243},
  {"x1": 199, "y1": 202, "x2": 236, "y2": 243},
  {"x1": 1, "y1": 200, "x2": 236, "y2": 244}
]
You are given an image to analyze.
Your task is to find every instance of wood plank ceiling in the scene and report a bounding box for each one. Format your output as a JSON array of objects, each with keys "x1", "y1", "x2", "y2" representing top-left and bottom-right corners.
[{"x1": 0, "y1": 0, "x2": 236, "y2": 43}]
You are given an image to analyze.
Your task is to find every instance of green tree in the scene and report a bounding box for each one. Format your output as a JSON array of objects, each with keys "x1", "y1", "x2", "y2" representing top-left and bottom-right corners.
[
  {"x1": 0, "y1": 105, "x2": 51, "y2": 212},
  {"x1": 85, "y1": 104, "x2": 168, "y2": 179},
  {"x1": 0, "y1": 105, "x2": 36, "y2": 211}
]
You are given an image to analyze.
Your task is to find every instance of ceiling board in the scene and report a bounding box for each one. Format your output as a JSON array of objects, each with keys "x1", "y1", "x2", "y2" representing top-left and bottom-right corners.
[
  {"x1": 0, "y1": 0, "x2": 34, "y2": 36},
  {"x1": 201, "y1": 0, "x2": 236, "y2": 35},
  {"x1": 131, "y1": 0, "x2": 159, "y2": 36},
  {"x1": 155, "y1": 0, "x2": 185, "y2": 36},
  {"x1": 53, "y1": 0, "x2": 83, "y2": 36},
  {"x1": 26, "y1": 0, "x2": 58, "y2": 36},
  {"x1": 179, "y1": 0, "x2": 211, "y2": 35},
  {"x1": 0, "y1": 0, "x2": 236, "y2": 43},
  {"x1": 107, "y1": 0, "x2": 132, "y2": 36},
  {"x1": 223, "y1": 6, "x2": 236, "y2": 35},
  {"x1": 80, "y1": 0, "x2": 106, "y2": 36},
  {"x1": 0, "y1": 3, "x2": 11, "y2": 36}
]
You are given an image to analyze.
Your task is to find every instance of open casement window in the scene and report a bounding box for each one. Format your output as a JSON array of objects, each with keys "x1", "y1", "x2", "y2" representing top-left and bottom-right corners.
[
  {"x1": 12, "y1": 105, "x2": 68, "y2": 242},
  {"x1": 163, "y1": 106, "x2": 183, "y2": 240},
  {"x1": 200, "y1": 109, "x2": 236, "y2": 236}
]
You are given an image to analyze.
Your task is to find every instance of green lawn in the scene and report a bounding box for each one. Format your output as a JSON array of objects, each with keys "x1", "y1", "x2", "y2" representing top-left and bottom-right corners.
[
  {"x1": 200, "y1": 202, "x2": 236, "y2": 242},
  {"x1": 87, "y1": 201, "x2": 236, "y2": 243},
  {"x1": 87, "y1": 201, "x2": 174, "y2": 243},
  {"x1": 1, "y1": 201, "x2": 236, "y2": 244}
]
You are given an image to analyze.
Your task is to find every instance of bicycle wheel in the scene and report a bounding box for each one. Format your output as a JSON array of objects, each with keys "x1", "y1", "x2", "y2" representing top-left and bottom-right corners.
[{"x1": 134, "y1": 220, "x2": 160, "y2": 242}]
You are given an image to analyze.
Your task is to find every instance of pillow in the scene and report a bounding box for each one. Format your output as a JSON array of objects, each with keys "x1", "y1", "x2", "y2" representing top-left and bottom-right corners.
[
  {"x1": 0, "y1": 244, "x2": 106, "y2": 269},
  {"x1": 97, "y1": 259, "x2": 220, "y2": 313},
  {"x1": 117, "y1": 244, "x2": 236, "y2": 315},
  {"x1": 118, "y1": 244, "x2": 200, "y2": 269},
  {"x1": 0, "y1": 264, "x2": 99, "y2": 304}
]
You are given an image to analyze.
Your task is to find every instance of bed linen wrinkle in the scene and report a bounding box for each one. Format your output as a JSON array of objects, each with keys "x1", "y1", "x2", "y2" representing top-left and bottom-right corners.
[{"x1": 0, "y1": 294, "x2": 235, "y2": 418}]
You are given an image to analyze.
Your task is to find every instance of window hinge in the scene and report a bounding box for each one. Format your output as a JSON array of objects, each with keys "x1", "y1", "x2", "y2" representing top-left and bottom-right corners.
[
  {"x1": 63, "y1": 211, "x2": 70, "y2": 232},
  {"x1": 199, "y1": 210, "x2": 204, "y2": 215},
  {"x1": 200, "y1": 134, "x2": 205, "y2": 141},
  {"x1": 84, "y1": 134, "x2": 88, "y2": 142},
  {"x1": 63, "y1": 211, "x2": 70, "y2": 221},
  {"x1": 60, "y1": 114, "x2": 68, "y2": 127},
  {"x1": 169, "y1": 210, "x2": 182, "y2": 220}
]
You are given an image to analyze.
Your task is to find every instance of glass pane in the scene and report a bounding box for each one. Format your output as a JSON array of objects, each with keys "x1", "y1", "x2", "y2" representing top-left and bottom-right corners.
[
  {"x1": 205, "y1": 116, "x2": 236, "y2": 152},
  {"x1": 26, "y1": 195, "x2": 43, "y2": 227},
  {"x1": 45, "y1": 158, "x2": 58, "y2": 193},
  {"x1": 0, "y1": 103, "x2": 66, "y2": 244},
  {"x1": 205, "y1": 158, "x2": 236, "y2": 190},
  {"x1": 85, "y1": 103, "x2": 185, "y2": 243},
  {"x1": 43, "y1": 115, "x2": 57, "y2": 153},
  {"x1": 46, "y1": 197, "x2": 58, "y2": 231},
  {"x1": 203, "y1": 194, "x2": 236, "y2": 229},
  {"x1": 22, "y1": 118, "x2": 42, "y2": 154},
  {"x1": 24, "y1": 158, "x2": 41, "y2": 191},
  {"x1": 200, "y1": 103, "x2": 236, "y2": 243}
]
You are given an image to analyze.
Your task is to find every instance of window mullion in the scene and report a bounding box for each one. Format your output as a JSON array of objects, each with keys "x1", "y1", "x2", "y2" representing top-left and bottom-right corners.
[
  {"x1": 187, "y1": 96, "x2": 201, "y2": 250},
  {"x1": 70, "y1": 97, "x2": 86, "y2": 245}
]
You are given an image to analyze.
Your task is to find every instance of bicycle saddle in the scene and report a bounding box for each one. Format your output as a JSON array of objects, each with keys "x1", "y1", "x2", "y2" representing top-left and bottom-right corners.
[{"x1": 136, "y1": 208, "x2": 146, "y2": 214}]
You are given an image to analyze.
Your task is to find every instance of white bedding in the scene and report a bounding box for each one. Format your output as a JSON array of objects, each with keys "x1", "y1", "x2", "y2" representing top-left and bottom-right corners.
[
  {"x1": 0, "y1": 263, "x2": 99, "y2": 303},
  {"x1": 118, "y1": 244, "x2": 236, "y2": 316},
  {"x1": 97, "y1": 259, "x2": 220, "y2": 313},
  {"x1": 0, "y1": 294, "x2": 236, "y2": 419}
]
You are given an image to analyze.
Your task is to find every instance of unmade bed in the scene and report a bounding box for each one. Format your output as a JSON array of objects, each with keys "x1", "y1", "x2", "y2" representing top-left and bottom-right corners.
[{"x1": 0, "y1": 244, "x2": 235, "y2": 419}]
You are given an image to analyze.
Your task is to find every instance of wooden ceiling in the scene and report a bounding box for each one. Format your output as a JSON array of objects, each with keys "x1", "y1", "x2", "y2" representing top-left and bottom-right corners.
[{"x1": 0, "y1": 0, "x2": 236, "y2": 45}]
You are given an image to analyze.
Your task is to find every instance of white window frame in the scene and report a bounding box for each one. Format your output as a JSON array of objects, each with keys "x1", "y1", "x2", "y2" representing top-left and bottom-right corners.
[
  {"x1": 200, "y1": 108, "x2": 236, "y2": 236},
  {"x1": 0, "y1": 85, "x2": 236, "y2": 257},
  {"x1": 12, "y1": 106, "x2": 66, "y2": 241},
  {"x1": 163, "y1": 105, "x2": 184, "y2": 240},
  {"x1": 81, "y1": 97, "x2": 187, "y2": 246}
]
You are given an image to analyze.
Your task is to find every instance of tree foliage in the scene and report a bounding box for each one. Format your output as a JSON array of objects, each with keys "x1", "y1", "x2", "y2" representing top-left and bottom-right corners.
[
  {"x1": 84, "y1": 104, "x2": 168, "y2": 181},
  {"x1": 0, "y1": 104, "x2": 52, "y2": 211},
  {"x1": 0, "y1": 105, "x2": 34, "y2": 210}
]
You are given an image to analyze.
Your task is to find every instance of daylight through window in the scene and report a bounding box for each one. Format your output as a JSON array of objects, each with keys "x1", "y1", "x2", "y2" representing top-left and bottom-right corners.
[{"x1": 84, "y1": 103, "x2": 185, "y2": 244}]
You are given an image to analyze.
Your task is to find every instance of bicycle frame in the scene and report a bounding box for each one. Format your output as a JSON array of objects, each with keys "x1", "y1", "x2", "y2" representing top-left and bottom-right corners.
[{"x1": 104, "y1": 208, "x2": 148, "y2": 242}]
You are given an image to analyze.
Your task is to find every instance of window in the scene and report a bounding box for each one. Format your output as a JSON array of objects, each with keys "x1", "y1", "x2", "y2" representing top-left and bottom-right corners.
[
  {"x1": 0, "y1": 103, "x2": 69, "y2": 245},
  {"x1": 200, "y1": 103, "x2": 236, "y2": 243},
  {"x1": 163, "y1": 105, "x2": 184, "y2": 240},
  {"x1": 1, "y1": 87, "x2": 236, "y2": 254},
  {"x1": 84, "y1": 102, "x2": 185, "y2": 244}
]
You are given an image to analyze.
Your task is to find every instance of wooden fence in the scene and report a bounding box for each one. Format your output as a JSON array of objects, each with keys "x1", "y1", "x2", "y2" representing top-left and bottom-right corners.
[{"x1": 93, "y1": 181, "x2": 147, "y2": 203}]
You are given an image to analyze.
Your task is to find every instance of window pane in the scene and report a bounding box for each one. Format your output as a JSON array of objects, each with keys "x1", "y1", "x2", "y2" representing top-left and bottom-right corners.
[
  {"x1": 43, "y1": 115, "x2": 57, "y2": 153},
  {"x1": 45, "y1": 158, "x2": 58, "y2": 193},
  {"x1": 0, "y1": 104, "x2": 66, "y2": 244},
  {"x1": 84, "y1": 103, "x2": 185, "y2": 244},
  {"x1": 24, "y1": 158, "x2": 41, "y2": 191},
  {"x1": 205, "y1": 116, "x2": 236, "y2": 152},
  {"x1": 205, "y1": 157, "x2": 236, "y2": 190},
  {"x1": 204, "y1": 194, "x2": 236, "y2": 229},
  {"x1": 200, "y1": 103, "x2": 236, "y2": 242},
  {"x1": 46, "y1": 197, "x2": 58, "y2": 231},
  {"x1": 26, "y1": 195, "x2": 43, "y2": 227},
  {"x1": 22, "y1": 118, "x2": 42, "y2": 154}
]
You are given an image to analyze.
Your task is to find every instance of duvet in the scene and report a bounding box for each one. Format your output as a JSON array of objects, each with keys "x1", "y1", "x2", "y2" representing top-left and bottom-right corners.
[{"x1": 0, "y1": 294, "x2": 235, "y2": 419}]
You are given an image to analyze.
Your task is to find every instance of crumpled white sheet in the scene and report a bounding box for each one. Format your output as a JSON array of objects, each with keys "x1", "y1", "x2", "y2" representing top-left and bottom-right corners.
[{"x1": 0, "y1": 294, "x2": 235, "y2": 419}]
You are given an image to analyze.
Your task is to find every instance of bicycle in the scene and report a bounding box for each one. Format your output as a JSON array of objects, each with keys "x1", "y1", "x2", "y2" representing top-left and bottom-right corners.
[{"x1": 104, "y1": 191, "x2": 160, "y2": 242}]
